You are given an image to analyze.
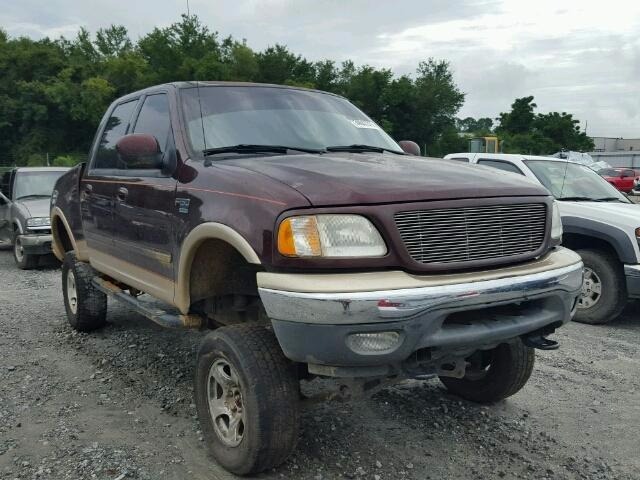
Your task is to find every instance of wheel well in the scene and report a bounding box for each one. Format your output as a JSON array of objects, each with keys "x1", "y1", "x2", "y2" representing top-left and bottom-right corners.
[
  {"x1": 52, "y1": 216, "x2": 73, "y2": 254},
  {"x1": 188, "y1": 238, "x2": 259, "y2": 307},
  {"x1": 562, "y1": 233, "x2": 618, "y2": 259}
]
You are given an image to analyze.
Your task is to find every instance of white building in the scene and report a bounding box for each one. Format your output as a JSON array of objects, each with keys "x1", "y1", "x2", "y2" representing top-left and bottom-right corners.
[{"x1": 590, "y1": 137, "x2": 640, "y2": 152}]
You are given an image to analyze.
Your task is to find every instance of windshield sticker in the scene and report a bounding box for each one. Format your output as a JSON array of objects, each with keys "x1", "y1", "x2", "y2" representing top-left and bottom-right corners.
[{"x1": 350, "y1": 119, "x2": 380, "y2": 130}]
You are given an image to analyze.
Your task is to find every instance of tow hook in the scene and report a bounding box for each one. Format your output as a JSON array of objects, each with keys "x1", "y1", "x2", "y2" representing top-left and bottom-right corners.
[{"x1": 522, "y1": 334, "x2": 559, "y2": 350}]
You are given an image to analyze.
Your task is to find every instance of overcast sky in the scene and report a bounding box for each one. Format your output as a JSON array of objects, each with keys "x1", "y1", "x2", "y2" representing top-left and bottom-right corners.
[{"x1": 2, "y1": 0, "x2": 639, "y2": 137}]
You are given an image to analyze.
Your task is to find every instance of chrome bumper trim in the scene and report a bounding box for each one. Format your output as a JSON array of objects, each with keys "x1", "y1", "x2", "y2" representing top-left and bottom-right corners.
[
  {"x1": 624, "y1": 264, "x2": 640, "y2": 277},
  {"x1": 259, "y1": 261, "x2": 584, "y2": 325},
  {"x1": 18, "y1": 233, "x2": 52, "y2": 247}
]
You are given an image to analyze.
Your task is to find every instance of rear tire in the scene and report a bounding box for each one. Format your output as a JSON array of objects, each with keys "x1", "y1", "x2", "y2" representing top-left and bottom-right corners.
[
  {"x1": 439, "y1": 340, "x2": 535, "y2": 403},
  {"x1": 13, "y1": 236, "x2": 38, "y2": 269},
  {"x1": 62, "y1": 252, "x2": 107, "y2": 331},
  {"x1": 573, "y1": 248, "x2": 626, "y2": 325},
  {"x1": 195, "y1": 324, "x2": 300, "y2": 475}
]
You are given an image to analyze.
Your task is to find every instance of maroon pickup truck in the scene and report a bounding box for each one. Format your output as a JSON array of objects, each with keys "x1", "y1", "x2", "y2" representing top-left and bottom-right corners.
[{"x1": 51, "y1": 82, "x2": 583, "y2": 475}]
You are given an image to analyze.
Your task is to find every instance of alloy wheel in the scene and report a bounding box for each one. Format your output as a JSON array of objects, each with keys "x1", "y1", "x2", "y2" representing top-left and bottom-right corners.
[
  {"x1": 207, "y1": 358, "x2": 245, "y2": 447},
  {"x1": 66, "y1": 270, "x2": 78, "y2": 314},
  {"x1": 578, "y1": 267, "x2": 602, "y2": 309}
]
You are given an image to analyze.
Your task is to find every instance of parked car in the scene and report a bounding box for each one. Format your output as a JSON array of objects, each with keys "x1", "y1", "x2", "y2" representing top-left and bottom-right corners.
[
  {"x1": 0, "y1": 167, "x2": 69, "y2": 268},
  {"x1": 445, "y1": 152, "x2": 640, "y2": 324},
  {"x1": 597, "y1": 167, "x2": 636, "y2": 193},
  {"x1": 51, "y1": 83, "x2": 582, "y2": 475}
]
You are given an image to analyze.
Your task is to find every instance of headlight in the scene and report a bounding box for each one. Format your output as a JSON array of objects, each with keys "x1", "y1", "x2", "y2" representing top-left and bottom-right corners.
[
  {"x1": 551, "y1": 201, "x2": 562, "y2": 241},
  {"x1": 277, "y1": 214, "x2": 387, "y2": 257},
  {"x1": 26, "y1": 217, "x2": 51, "y2": 228}
]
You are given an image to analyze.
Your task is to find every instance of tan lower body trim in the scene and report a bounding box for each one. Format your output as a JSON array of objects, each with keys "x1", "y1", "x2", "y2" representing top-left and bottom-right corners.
[
  {"x1": 88, "y1": 248, "x2": 177, "y2": 309},
  {"x1": 257, "y1": 247, "x2": 582, "y2": 293},
  {"x1": 75, "y1": 240, "x2": 89, "y2": 261},
  {"x1": 51, "y1": 207, "x2": 89, "y2": 262}
]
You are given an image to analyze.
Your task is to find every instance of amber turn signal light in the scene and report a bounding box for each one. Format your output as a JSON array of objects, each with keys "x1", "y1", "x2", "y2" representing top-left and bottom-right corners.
[{"x1": 277, "y1": 216, "x2": 321, "y2": 257}]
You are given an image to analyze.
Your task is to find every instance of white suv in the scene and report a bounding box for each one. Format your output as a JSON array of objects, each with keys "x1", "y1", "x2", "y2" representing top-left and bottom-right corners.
[{"x1": 444, "y1": 152, "x2": 640, "y2": 324}]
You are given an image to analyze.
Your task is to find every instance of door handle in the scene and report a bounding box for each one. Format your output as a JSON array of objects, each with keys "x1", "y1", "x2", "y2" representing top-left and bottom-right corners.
[
  {"x1": 84, "y1": 184, "x2": 93, "y2": 195},
  {"x1": 116, "y1": 187, "x2": 128, "y2": 202}
]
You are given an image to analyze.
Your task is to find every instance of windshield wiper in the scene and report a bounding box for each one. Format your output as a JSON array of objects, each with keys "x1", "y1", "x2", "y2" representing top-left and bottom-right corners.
[
  {"x1": 558, "y1": 196, "x2": 627, "y2": 203},
  {"x1": 202, "y1": 144, "x2": 324, "y2": 157},
  {"x1": 593, "y1": 197, "x2": 629, "y2": 203},
  {"x1": 326, "y1": 144, "x2": 405, "y2": 155},
  {"x1": 557, "y1": 196, "x2": 594, "y2": 201},
  {"x1": 16, "y1": 194, "x2": 51, "y2": 200}
]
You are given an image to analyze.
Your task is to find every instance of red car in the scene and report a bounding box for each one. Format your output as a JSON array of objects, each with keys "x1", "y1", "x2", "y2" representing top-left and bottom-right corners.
[{"x1": 598, "y1": 168, "x2": 637, "y2": 193}]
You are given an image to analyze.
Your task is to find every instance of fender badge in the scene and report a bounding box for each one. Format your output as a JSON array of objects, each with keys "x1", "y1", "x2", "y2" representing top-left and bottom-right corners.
[{"x1": 175, "y1": 198, "x2": 190, "y2": 214}]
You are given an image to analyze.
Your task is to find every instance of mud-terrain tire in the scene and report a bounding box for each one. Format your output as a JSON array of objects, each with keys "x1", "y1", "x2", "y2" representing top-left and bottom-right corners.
[
  {"x1": 62, "y1": 252, "x2": 107, "y2": 331},
  {"x1": 573, "y1": 248, "x2": 626, "y2": 325},
  {"x1": 195, "y1": 324, "x2": 300, "y2": 475},
  {"x1": 13, "y1": 235, "x2": 38, "y2": 269},
  {"x1": 439, "y1": 340, "x2": 535, "y2": 404}
]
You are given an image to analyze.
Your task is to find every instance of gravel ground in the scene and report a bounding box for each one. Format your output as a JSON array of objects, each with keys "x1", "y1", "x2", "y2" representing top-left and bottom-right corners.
[{"x1": 1, "y1": 249, "x2": 639, "y2": 480}]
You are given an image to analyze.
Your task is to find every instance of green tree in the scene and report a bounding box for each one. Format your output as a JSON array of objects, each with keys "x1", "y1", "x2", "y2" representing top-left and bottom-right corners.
[
  {"x1": 497, "y1": 96, "x2": 593, "y2": 154},
  {"x1": 496, "y1": 96, "x2": 536, "y2": 135},
  {"x1": 412, "y1": 59, "x2": 465, "y2": 156},
  {"x1": 534, "y1": 111, "x2": 593, "y2": 151},
  {"x1": 95, "y1": 25, "x2": 132, "y2": 57},
  {"x1": 256, "y1": 44, "x2": 314, "y2": 86},
  {"x1": 457, "y1": 117, "x2": 493, "y2": 134}
]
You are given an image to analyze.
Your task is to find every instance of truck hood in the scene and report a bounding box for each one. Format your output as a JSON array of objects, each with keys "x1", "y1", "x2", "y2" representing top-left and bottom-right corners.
[
  {"x1": 559, "y1": 200, "x2": 640, "y2": 229},
  {"x1": 224, "y1": 153, "x2": 548, "y2": 206},
  {"x1": 15, "y1": 197, "x2": 50, "y2": 218}
]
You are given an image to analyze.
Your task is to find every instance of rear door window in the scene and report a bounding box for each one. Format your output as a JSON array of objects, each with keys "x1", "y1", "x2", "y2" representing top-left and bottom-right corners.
[
  {"x1": 92, "y1": 100, "x2": 138, "y2": 170},
  {"x1": 132, "y1": 94, "x2": 172, "y2": 154},
  {"x1": 116, "y1": 93, "x2": 174, "y2": 171},
  {"x1": 477, "y1": 159, "x2": 524, "y2": 175}
]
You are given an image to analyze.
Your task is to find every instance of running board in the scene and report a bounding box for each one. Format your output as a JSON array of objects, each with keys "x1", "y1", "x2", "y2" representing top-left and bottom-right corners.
[{"x1": 92, "y1": 277, "x2": 203, "y2": 329}]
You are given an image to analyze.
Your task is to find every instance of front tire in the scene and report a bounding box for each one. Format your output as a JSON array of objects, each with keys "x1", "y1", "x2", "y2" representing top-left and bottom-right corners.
[
  {"x1": 13, "y1": 236, "x2": 38, "y2": 269},
  {"x1": 439, "y1": 340, "x2": 535, "y2": 403},
  {"x1": 62, "y1": 252, "x2": 107, "y2": 331},
  {"x1": 195, "y1": 325, "x2": 300, "y2": 475},
  {"x1": 573, "y1": 248, "x2": 626, "y2": 325}
]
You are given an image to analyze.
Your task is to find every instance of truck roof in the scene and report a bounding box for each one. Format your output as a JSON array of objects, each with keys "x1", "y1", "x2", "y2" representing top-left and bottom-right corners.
[{"x1": 116, "y1": 81, "x2": 345, "y2": 103}]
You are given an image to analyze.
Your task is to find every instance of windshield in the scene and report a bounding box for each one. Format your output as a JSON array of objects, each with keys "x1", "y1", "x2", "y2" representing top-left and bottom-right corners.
[
  {"x1": 597, "y1": 168, "x2": 619, "y2": 177},
  {"x1": 524, "y1": 160, "x2": 629, "y2": 202},
  {"x1": 14, "y1": 171, "x2": 66, "y2": 200},
  {"x1": 180, "y1": 85, "x2": 402, "y2": 154}
]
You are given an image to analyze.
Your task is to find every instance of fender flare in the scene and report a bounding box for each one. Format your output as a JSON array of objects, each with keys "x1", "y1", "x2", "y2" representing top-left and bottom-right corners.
[
  {"x1": 562, "y1": 215, "x2": 638, "y2": 264},
  {"x1": 175, "y1": 223, "x2": 261, "y2": 313},
  {"x1": 13, "y1": 220, "x2": 23, "y2": 235},
  {"x1": 50, "y1": 206, "x2": 89, "y2": 261}
]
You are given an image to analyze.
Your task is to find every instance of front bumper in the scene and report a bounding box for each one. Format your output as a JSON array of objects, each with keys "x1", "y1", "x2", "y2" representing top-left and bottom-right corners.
[
  {"x1": 624, "y1": 264, "x2": 640, "y2": 298},
  {"x1": 258, "y1": 248, "x2": 583, "y2": 371},
  {"x1": 18, "y1": 233, "x2": 53, "y2": 255}
]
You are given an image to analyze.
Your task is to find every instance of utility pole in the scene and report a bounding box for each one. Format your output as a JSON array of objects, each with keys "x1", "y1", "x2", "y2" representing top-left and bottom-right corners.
[{"x1": 187, "y1": 0, "x2": 190, "y2": 16}]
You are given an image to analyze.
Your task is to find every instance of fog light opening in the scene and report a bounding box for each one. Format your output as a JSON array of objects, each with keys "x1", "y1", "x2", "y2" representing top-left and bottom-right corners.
[{"x1": 346, "y1": 331, "x2": 401, "y2": 354}]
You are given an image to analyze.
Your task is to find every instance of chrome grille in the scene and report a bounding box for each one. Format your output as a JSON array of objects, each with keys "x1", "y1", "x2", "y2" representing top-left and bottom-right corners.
[{"x1": 395, "y1": 203, "x2": 547, "y2": 264}]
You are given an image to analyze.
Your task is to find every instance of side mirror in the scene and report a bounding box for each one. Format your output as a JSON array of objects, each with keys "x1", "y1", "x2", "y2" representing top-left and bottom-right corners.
[
  {"x1": 116, "y1": 134, "x2": 162, "y2": 169},
  {"x1": 398, "y1": 140, "x2": 421, "y2": 156}
]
